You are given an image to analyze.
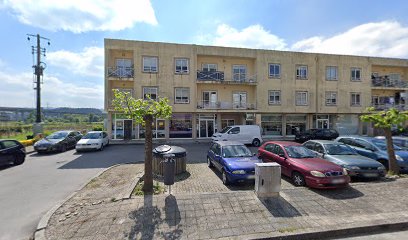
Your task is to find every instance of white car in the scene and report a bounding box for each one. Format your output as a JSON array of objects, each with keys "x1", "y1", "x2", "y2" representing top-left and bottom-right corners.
[{"x1": 76, "y1": 131, "x2": 109, "y2": 152}]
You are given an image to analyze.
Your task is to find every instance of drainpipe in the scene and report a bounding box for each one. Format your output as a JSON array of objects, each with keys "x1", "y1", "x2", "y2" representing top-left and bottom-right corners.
[{"x1": 314, "y1": 55, "x2": 319, "y2": 128}]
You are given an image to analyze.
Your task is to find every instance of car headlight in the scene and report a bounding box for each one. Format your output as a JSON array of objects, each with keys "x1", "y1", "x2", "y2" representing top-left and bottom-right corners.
[
  {"x1": 343, "y1": 168, "x2": 348, "y2": 176},
  {"x1": 378, "y1": 166, "x2": 386, "y2": 170},
  {"x1": 396, "y1": 155, "x2": 404, "y2": 161},
  {"x1": 92, "y1": 143, "x2": 99, "y2": 146},
  {"x1": 310, "y1": 171, "x2": 326, "y2": 177},
  {"x1": 232, "y1": 170, "x2": 246, "y2": 174}
]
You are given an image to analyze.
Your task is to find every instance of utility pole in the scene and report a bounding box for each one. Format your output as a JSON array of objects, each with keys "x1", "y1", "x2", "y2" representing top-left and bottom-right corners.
[{"x1": 27, "y1": 34, "x2": 50, "y2": 135}]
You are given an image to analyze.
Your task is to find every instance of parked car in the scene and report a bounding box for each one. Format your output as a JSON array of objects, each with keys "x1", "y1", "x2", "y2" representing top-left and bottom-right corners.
[
  {"x1": 34, "y1": 130, "x2": 82, "y2": 153},
  {"x1": 0, "y1": 139, "x2": 26, "y2": 166},
  {"x1": 375, "y1": 136, "x2": 408, "y2": 150},
  {"x1": 303, "y1": 140, "x2": 386, "y2": 178},
  {"x1": 295, "y1": 128, "x2": 339, "y2": 143},
  {"x1": 335, "y1": 136, "x2": 408, "y2": 171},
  {"x1": 258, "y1": 141, "x2": 350, "y2": 189},
  {"x1": 207, "y1": 141, "x2": 261, "y2": 185},
  {"x1": 212, "y1": 125, "x2": 263, "y2": 147},
  {"x1": 76, "y1": 131, "x2": 109, "y2": 152}
]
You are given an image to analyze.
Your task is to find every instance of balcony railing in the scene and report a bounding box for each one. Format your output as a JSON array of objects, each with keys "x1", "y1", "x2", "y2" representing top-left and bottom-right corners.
[
  {"x1": 371, "y1": 76, "x2": 408, "y2": 88},
  {"x1": 108, "y1": 67, "x2": 134, "y2": 78},
  {"x1": 196, "y1": 71, "x2": 257, "y2": 84},
  {"x1": 197, "y1": 101, "x2": 256, "y2": 110},
  {"x1": 372, "y1": 103, "x2": 407, "y2": 111}
]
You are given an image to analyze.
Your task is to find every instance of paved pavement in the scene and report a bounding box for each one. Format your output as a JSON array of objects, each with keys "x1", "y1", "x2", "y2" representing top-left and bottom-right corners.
[{"x1": 40, "y1": 144, "x2": 408, "y2": 239}]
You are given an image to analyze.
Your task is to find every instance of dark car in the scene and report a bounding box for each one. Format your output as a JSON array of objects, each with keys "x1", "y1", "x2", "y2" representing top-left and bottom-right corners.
[
  {"x1": 34, "y1": 130, "x2": 82, "y2": 153},
  {"x1": 295, "y1": 128, "x2": 339, "y2": 143},
  {"x1": 0, "y1": 139, "x2": 26, "y2": 166},
  {"x1": 303, "y1": 140, "x2": 386, "y2": 179},
  {"x1": 207, "y1": 141, "x2": 261, "y2": 185},
  {"x1": 258, "y1": 141, "x2": 350, "y2": 189}
]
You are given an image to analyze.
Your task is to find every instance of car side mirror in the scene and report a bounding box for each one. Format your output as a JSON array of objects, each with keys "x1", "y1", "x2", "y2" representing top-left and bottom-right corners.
[{"x1": 278, "y1": 153, "x2": 286, "y2": 158}]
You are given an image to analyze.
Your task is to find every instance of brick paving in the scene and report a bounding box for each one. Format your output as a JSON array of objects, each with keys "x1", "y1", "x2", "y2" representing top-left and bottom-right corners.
[{"x1": 44, "y1": 161, "x2": 408, "y2": 240}]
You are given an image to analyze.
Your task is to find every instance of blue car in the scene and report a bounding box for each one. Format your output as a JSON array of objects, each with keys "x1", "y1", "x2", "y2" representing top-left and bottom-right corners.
[
  {"x1": 207, "y1": 141, "x2": 261, "y2": 185},
  {"x1": 335, "y1": 136, "x2": 408, "y2": 172}
]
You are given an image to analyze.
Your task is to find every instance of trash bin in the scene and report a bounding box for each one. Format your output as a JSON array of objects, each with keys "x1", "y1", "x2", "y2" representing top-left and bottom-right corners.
[
  {"x1": 153, "y1": 145, "x2": 187, "y2": 176},
  {"x1": 163, "y1": 154, "x2": 175, "y2": 185},
  {"x1": 254, "y1": 162, "x2": 281, "y2": 198}
]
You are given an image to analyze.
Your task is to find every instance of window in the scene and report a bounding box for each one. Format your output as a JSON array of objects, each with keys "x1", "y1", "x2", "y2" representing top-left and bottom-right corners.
[
  {"x1": 143, "y1": 57, "x2": 158, "y2": 73},
  {"x1": 175, "y1": 88, "x2": 189, "y2": 104},
  {"x1": 261, "y1": 114, "x2": 282, "y2": 136},
  {"x1": 115, "y1": 58, "x2": 133, "y2": 77},
  {"x1": 175, "y1": 58, "x2": 189, "y2": 74},
  {"x1": 221, "y1": 119, "x2": 235, "y2": 129},
  {"x1": 351, "y1": 67, "x2": 361, "y2": 81},
  {"x1": 229, "y1": 127, "x2": 240, "y2": 134},
  {"x1": 296, "y1": 91, "x2": 308, "y2": 106},
  {"x1": 232, "y1": 65, "x2": 246, "y2": 81},
  {"x1": 269, "y1": 64, "x2": 281, "y2": 78},
  {"x1": 325, "y1": 91, "x2": 337, "y2": 106},
  {"x1": 2, "y1": 140, "x2": 18, "y2": 149},
  {"x1": 268, "y1": 90, "x2": 281, "y2": 105},
  {"x1": 296, "y1": 65, "x2": 308, "y2": 79},
  {"x1": 326, "y1": 66, "x2": 338, "y2": 80},
  {"x1": 143, "y1": 87, "x2": 158, "y2": 100},
  {"x1": 351, "y1": 92, "x2": 361, "y2": 106},
  {"x1": 202, "y1": 63, "x2": 217, "y2": 72}
]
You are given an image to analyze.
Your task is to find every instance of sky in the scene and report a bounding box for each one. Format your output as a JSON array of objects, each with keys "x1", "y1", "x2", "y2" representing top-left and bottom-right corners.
[{"x1": 1, "y1": 0, "x2": 408, "y2": 109}]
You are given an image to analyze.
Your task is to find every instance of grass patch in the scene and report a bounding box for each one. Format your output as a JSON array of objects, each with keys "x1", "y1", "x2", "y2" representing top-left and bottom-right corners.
[
  {"x1": 277, "y1": 227, "x2": 299, "y2": 233},
  {"x1": 86, "y1": 177, "x2": 101, "y2": 189},
  {"x1": 132, "y1": 179, "x2": 165, "y2": 196}
]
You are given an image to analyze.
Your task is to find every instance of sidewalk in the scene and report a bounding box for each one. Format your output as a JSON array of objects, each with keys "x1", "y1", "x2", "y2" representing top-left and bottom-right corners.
[{"x1": 38, "y1": 163, "x2": 408, "y2": 240}]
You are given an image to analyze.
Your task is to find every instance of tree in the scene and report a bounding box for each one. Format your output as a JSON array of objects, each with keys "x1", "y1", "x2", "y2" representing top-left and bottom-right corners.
[
  {"x1": 360, "y1": 107, "x2": 408, "y2": 175},
  {"x1": 112, "y1": 89, "x2": 172, "y2": 192}
]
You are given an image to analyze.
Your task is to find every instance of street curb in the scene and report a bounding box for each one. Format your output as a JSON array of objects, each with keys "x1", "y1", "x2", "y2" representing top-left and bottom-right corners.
[
  {"x1": 33, "y1": 163, "x2": 132, "y2": 240},
  {"x1": 253, "y1": 220, "x2": 408, "y2": 240},
  {"x1": 118, "y1": 171, "x2": 143, "y2": 200}
]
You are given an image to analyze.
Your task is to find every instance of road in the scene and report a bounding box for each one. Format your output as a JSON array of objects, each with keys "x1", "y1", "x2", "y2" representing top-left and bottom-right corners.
[
  {"x1": 338, "y1": 229, "x2": 408, "y2": 239},
  {"x1": 0, "y1": 144, "x2": 144, "y2": 240}
]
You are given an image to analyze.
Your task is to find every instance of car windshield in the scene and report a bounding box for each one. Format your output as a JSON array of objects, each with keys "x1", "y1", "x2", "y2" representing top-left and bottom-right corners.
[
  {"x1": 82, "y1": 133, "x2": 101, "y2": 139},
  {"x1": 219, "y1": 126, "x2": 232, "y2": 134},
  {"x1": 371, "y1": 139, "x2": 402, "y2": 151},
  {"x1": 46, "y1": 132, "x2": 68, "y2": 139},
  {"x1": 222, "y1": 145, "x2": 253, "y2": 158},
  {"x1": 284, "y1": 146, "x2": 317, "y2": 158},
  {"x1": 324, "y1": 144, "x2": 356, "y2": 155}
]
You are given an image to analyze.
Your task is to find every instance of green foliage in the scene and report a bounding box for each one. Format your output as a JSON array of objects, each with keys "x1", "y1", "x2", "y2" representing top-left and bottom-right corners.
[{"x1": 360, "y1": 107, "x2": 408, "y2": 129}]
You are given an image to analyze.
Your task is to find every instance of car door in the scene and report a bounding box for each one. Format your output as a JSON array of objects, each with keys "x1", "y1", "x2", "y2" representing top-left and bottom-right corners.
[
  {"x1": 67, "y1": 132, "x2": 77, "y2": 148},
  {"x1": 227, "y1": 127, "x2": 241, "y2": 142},
  {"x1": 273, "y1": 145, "x2": 291, "y2": 176},
  {"x1": 102, "y1": 132, "x2": 109, "y2": 145},
  {"x1": 259, "y1": 143, "x2": 275, "y2": 162},
  {"x1": 0, "y1": 142, "x2": 11, "y2": 164},
  {"x1": 0, "y1": 141, "x2": 18, "y2": 164}
]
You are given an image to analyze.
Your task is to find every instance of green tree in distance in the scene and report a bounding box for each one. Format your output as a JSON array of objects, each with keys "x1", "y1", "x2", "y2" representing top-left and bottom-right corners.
[
  {"x1": 112, "y1": 89, "x2": 172, "y2": 192},
  {"x1": 360, "y1": 107, "x2": 408, "y2": 175}
]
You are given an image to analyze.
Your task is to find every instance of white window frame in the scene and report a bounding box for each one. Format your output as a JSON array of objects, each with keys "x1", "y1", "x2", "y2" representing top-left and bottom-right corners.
[
  {"x1": 296, "y1": 91, "x2": 308, "y2": 106},
  {"x1": 143, "y1": 87, "x2": 158, "y2": 100},
  {"x1": 268, "y1": 90, "x2": 281, "y2": 105},
  {"x1": 351, "y1": 67, "x2": 361, "y2": 81},
  {"x1": 296, "y1": 65, "x2": 308, "y2": 79},
  {"x1": 232, "y1": 65, "x2": 247, "y2": 81},
  {"x1": 143, "y1": 56, "x2": 158, "y2": 73},
  {"x1": 325, "y1": 91, "x2": 337, "y2": 106},
  {"x1": 326, "y1": 66, "x2": 338, "y2": 81},
  {"x1": 175, "y1": 88, "x2": 190, "y2": 104},
  {"x1": 269, "y1": 64, "x2": 281, "y2": 78},
  {"x1": 351, "y1": 92, "x2": 361, "y2": 106},
  {"x1": 175, "y1": 58, "x2": 189, "y2": 74},
  {"x1": 202, "y1": 63, "x2": 217, "y2": 72}
]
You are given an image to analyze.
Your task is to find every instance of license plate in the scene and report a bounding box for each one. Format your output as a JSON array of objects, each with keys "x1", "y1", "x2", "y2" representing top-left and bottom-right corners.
[
  {"x1": 247, "y1": 175, "x2": 255, "y2": 179},
  {"x1": 363, "y1": 173, "x2": 378, "y2": 177},
  {"x1": 332, "y1": 178, "x2": 345, "y2": 184}
]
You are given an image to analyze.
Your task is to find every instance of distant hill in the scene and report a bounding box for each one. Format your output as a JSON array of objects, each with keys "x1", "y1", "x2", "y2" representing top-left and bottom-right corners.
[{"x1": 0, "y1": 107, "x2": 104, "y2": 121}]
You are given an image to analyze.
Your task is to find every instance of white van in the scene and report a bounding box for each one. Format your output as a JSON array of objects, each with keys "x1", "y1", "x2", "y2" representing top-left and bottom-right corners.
[{"x1": 211, "y1": 125, "x2": 263, "y2": 147}]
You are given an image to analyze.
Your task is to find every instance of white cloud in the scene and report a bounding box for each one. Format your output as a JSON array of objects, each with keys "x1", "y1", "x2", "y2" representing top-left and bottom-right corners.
[
  {"x1": 0, "y1": 70, "x2": 103, "y2": 108},
  {"x1": 291, "y1": 21, "x2": 408, "y2": 58},
  {"x1": 3, "y1": 0, "x2": 157, "y2": 33},
  {"x1": 47, "y1": 47, "x2": 103, "y2": 77},
  {"x1": 196, "y1": 24, "x2": 287, "y2": 50}
]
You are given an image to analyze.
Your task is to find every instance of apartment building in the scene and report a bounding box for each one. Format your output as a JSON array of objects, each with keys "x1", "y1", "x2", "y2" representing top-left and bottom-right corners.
[{"x1": 104, "y1": 39, "x2": 408, "y2": 140}]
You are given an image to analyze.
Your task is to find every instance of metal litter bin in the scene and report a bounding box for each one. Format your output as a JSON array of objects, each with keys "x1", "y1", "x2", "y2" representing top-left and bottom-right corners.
[
  {"x1": 153, "y1": 145, "x2": 187, "y2": 176},
  {"x1": 163, "y1": 154, "x2": 175, "y2": 185}
]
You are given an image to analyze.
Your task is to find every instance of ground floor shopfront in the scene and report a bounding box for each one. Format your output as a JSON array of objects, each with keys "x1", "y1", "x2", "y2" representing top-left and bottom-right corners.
[{"x1": 107, "y1": 112, "x2": 366, "y2": 140}]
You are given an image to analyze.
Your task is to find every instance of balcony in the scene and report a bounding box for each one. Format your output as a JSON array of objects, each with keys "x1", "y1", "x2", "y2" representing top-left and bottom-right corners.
[
  {"x1": 196, "y1": 71, "x2": 257, "y2": 84},
  {"x1": 371, "y1": 76, "x2": 408, "y2": 88},
  {"x1": 107, "y1": 67, "x2": 134, "y2": 79},
  {"x1": 197, "y1": 101, "x2": 257, "y2": 110},
  {"x1": 372, "y1": 103, "x2": 407, "y2": 111}
]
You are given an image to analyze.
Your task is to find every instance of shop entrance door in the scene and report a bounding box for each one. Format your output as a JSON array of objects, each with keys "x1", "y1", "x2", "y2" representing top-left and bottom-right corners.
[
  {"x1": 199, "y1": 119, "x2": 215, "y2": 138},
  {"x1": 317, "y1": 119, "x2": 329, "y2": 129},
  {"x1": 124, "y1": 120, "x2": 132, "y2": 140}
]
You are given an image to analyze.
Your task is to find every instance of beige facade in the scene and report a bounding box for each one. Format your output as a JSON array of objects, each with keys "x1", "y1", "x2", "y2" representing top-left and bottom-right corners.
[{"x1": 104, "y1": 39, "x2": 408, "y2": 140}]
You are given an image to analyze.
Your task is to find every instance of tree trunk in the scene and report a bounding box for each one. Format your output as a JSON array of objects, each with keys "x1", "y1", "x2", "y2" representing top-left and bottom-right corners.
[
  {"x1": 384, "y1": 128, "x2": 400, "y2": 175},
  {"x1": 143, "y1": 114, "x2": 154, "y2": 192}
]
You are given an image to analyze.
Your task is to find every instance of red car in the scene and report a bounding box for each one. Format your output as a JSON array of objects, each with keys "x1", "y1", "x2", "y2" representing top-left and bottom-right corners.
[{"x1": 258, "y1": 141, "x2": 350, "y2": 189}]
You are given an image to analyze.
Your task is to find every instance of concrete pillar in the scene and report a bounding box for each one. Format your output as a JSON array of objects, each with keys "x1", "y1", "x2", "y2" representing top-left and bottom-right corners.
[
  {"x1": 107, "y1": 113, "x2": 113, "y2": 139},
  {"x1": 192, "y1": 113, "x2": 197, "y2": 139},
  {"x1": 216, "y1": 113, "x2": 222, "y2": 132},
  {"x1": 282, "y1": 114, "x2": 286, "y2": 137},
  {"x1": 165, "y1": 119, "x2": 170, "y2": 140}
]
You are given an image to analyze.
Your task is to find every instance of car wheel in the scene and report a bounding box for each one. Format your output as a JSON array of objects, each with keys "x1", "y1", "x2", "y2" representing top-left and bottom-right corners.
[
  {"x1": 252, "y1": 138, "x2": 261, "y2": 147},
  {"x1": 292, "y1": 172, "x2": 306, "y2": 187},
  {"x1": 60, "y1": 144, "x2": 67, "y2": 152},
  {"x1": 14, "y1": 155, "x2": 25, "y2": 165},
  {"x1": 207, "y1": 157, "x2": 213, "y2": 168},
  {"x1": 222, "y1": 170, "x2": 230, "y2": 186}
]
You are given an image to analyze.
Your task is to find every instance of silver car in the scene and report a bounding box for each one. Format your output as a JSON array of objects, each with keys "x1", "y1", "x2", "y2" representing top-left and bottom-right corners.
[{"x1": 303, "y1": 140, "x2": 386, "y2": 178}]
